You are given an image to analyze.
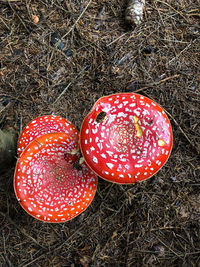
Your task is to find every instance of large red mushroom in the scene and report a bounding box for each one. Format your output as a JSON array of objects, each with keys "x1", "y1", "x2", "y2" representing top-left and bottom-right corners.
[
  {"x1": 17, "y1": 115, "x2": 79, "y2": 156},
  {"x1": 14, "y1": 132, "x2": 97, "y2": 222},
  {"x1": 80, "y1": 93, "x2": 173, "y2": 184}
]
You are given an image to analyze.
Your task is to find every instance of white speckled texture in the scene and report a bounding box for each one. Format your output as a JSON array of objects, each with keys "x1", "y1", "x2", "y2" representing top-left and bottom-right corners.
[{"x1": 80, "y1": 93, "x2": 173, "y2": 184}]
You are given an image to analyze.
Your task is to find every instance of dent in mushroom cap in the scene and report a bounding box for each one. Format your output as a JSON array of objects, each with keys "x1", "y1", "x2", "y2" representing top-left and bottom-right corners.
[
  {"x1": 17, "y1": 115, "x2": 79, "y2": 156},
  {"x1": 80, "y1": 93, "x2": 173, "y2": 184},
  {"x1": 14, "y1": 132, "x2": 97, "y2": 223}
]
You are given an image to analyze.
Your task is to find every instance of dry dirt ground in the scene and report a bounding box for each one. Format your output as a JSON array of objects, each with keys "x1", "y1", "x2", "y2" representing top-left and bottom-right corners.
[{"x1": 0, "y1": 0, "x2": 200, "y2": 266}]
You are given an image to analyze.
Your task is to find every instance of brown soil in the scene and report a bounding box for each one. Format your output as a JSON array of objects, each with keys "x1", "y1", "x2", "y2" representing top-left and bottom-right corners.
[{"x1": 0, "y1": 0, "x2": 199, "y2": 266}]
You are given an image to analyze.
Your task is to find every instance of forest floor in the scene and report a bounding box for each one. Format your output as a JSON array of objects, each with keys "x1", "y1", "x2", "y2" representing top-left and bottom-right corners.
[{"x1": 0, "y1": 0, "x2": 200, "y2": 266}]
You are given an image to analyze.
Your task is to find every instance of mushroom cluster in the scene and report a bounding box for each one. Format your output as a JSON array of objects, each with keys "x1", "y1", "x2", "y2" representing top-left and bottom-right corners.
[
  {"x1": 14, "y1": 93, "x2": 173, "y2": 222},
  {"x1": 14, "y1": 115, "x2": 98, "y2": 223}
]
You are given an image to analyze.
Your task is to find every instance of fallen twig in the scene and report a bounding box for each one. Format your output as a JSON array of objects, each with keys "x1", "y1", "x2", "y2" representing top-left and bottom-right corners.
[
  {"x1": 19, "y1": 224, "x2": 86, "y2": 267},
  {"x1": 53, "y1": 66, "x2": 88, "y2": 104},
  {"x1": 156, "y1": 0, "x2": 189, "y2": 23},
  {"x1": 164, "y1": 109, "x2": 200, "y2": 155},
  {"x1": 107, "y1": 33, "x2": 129, "y2": 47},
  {"x1": 0, "y1": 211, "x2": 45, "y2": 249},
  {"x1": 62, "y1": 0, "x2": 92, "y2": 39},
  {"x1": 133, "y1": 74, "x2": 180, "y2": 93}
]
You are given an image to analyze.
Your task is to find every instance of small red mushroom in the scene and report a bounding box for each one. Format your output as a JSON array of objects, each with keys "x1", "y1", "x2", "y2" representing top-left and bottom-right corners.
[
  {"x1": 80, "y1": 93, "x2": 173, "y2": 184},
  {"x1": 14, "y1": 132, "x2": 97, "y2": 222},
  {"x1": 17, "y1": 115, "x2": 79, "y2": 156}
]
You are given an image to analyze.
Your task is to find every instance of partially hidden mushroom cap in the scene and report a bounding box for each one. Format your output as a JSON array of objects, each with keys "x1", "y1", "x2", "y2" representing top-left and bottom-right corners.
[
  {"x1": 80, "y1": 93, "x2": 173, "y2": 184},
  {"x1": 17, "y1": 115, "x2": 79, "y2": 156},
  {"x1": 14, "y1": 132, "x2": 97, "y2": 222}
]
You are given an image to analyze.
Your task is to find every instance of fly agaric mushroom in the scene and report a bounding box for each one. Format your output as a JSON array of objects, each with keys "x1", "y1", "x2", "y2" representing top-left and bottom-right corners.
[
  {"x1": 14, "y1": 132, "x2": 97, "y2": 222},
  {"x1": 80, "y1": 93, "x2": 173, "y2": 184},
  {"x1": 17, "y1": 115, "x2": 79, "y2": 156}
]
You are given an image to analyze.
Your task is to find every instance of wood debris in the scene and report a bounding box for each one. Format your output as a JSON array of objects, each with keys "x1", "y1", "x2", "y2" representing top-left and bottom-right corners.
[{"x1": 125, "y1": 0, "x2": 146, "y2": 25}]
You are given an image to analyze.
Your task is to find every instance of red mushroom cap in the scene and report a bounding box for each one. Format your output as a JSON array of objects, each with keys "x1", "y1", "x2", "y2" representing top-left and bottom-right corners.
[
  {"x1": 14, "y1": 132, "x2": 97, "y2": 222},
  {"x1": 17, "y1": 115, "x2": 79, "y2": 156},
  {"x1": 80, "y1": 93, "x2": 173, "y2": 184}
]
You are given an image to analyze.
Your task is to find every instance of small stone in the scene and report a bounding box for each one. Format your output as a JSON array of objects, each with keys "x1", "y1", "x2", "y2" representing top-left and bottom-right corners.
[
  {"x1": 152, "y1": 244, "x2": 165, "y2": 256},
  {"x1": 171, "y1": 176, "x2": 177, "y2": 181},
  {"x1": 57, "y1": 42, "x2": 65, "y2": 50},
  {"x1": 143, "y1": 45, "x2": 158, "y2": 54},
  {"x1": 143, "y1": 45, "x2": 153, "y2": 54},
  {"x1": 50, "y1": 32, "x2": 60, "y2": 46},
  {"x1": 65, "y1": 48, "x2": 73, "y2": 57},
  {"x1": 32, "y1": 15, "x2": 39, "y2": 24},
  {"x1": 2, "y1": 97, "x2": 10, "y2": 106},
  {"x1": 39, "y1": 66, "x2": 46, "y2": 74},
  {"x1": 50, "y1": 32, "x2": 65, "y2": 50}
]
